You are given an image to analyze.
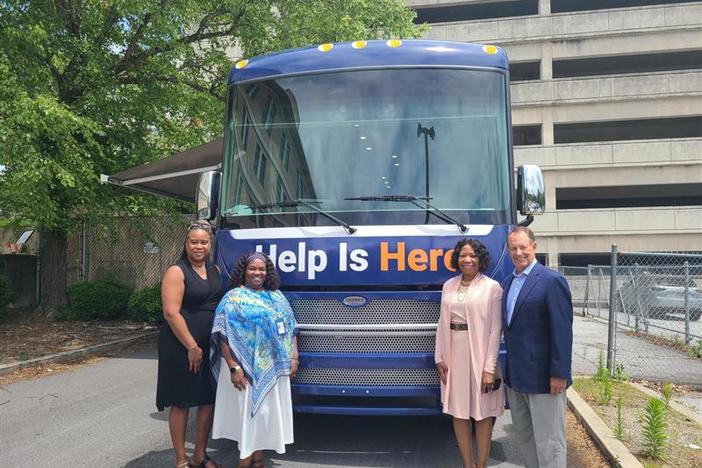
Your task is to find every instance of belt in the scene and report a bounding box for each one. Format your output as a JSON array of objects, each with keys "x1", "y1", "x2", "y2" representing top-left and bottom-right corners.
[{"x1": 450, "y1": 323, "x2": 468, "y2": 331}]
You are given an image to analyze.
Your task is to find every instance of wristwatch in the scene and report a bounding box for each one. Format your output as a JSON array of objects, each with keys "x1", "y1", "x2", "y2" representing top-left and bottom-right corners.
[{"x1": 230, "y1": 365, "x2": 241, "y2": 373}]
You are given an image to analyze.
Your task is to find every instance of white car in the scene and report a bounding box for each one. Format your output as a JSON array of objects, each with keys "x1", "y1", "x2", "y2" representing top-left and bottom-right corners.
[{"x1": 620, "y1": 275, "x2": 702, "y2": 321}]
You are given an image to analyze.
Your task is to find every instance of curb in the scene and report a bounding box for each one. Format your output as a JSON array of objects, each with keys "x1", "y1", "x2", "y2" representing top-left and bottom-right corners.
[
  {"x1": 627, "y1": 381, "x2": 702, "y2": 427},
  {"x1": 567, "y1": 387, "x2": 644, "y2": 468},
  {"x1": 0, "y1": 331, "x2": 158, "y2": 376}
]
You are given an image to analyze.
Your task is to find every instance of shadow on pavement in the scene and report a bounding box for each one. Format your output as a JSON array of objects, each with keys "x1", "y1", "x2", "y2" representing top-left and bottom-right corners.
[
  {"x1": 124, "y1": 436, "x2": 233, "y2": 467},
  {"x1": 125, "y1": 412, "x2": 522, "y2": 467}
]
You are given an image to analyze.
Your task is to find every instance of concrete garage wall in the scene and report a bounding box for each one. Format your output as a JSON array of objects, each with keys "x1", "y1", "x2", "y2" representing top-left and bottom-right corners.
[
  {"x1": 418, "y1": 3, "x2": 702, "y2": 43},
  {"x1": 511, "y1": 70, "x2": 702, "y2": 104},
  {"x1": 514, "y1": 138, "x2": 702, "y2": 167},
  {"x1": 409, "y1": 0, "x2": 702, "y2": 265}
]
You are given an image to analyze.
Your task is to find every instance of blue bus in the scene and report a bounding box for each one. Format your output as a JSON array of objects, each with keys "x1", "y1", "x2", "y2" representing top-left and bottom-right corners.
[{"x1": 196, "y1": 39, "x2": 545, "y2": 415}]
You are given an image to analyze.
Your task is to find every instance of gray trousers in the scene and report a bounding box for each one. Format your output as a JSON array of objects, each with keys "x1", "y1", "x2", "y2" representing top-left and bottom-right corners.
[{"x1": 506, "y1": 385, "x2": 567, "y2": 468}]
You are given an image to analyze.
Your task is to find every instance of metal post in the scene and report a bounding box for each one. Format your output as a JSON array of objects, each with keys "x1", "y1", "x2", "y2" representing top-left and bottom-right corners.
[
  {"x1": 35, "y1": 231, "x2": 41, "y2": 307},
  {"x1": 79, "y1": 220, "x2": 87, "y2": 282},
  {"x1": 684, "y1": 261, "x2": 691, "y2": 344},
  {"x1": 626, "y1": 268, "x2": 637, "y2": 330},
  {"x1": 633, "y1": 263, "x2": 648, "y2": 333},
  {"x1": 607, "y1": 244, "x2": 618, "y2": 373},
  {"x1": 598, "y1": 267, "x2": 607, "y2": 318},
  {"x1": 584, "y1": 265, "x2": 591, "y2": 317}
]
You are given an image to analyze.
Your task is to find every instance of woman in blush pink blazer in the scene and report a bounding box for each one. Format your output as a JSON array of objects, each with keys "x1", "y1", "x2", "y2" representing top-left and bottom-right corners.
[{"x1": 435, "y1": 238, "x2": 504, "y2": 468}]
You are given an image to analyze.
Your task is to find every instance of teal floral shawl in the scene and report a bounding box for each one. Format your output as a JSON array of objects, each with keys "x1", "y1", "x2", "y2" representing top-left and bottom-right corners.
[{"x1": 211, "y1": 286, "x2": 297, "y2": 416}]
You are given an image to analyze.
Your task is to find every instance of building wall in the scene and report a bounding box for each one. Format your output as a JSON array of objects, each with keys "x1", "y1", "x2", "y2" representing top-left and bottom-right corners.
[{"x1": 409, "y1": 0, "x2": 702, "y2": 265}]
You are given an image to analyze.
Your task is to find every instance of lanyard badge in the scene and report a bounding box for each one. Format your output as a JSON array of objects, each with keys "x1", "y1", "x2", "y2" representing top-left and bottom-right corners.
[{"x1": 276, "y1": 319, "x2": 286, "y2": 335}]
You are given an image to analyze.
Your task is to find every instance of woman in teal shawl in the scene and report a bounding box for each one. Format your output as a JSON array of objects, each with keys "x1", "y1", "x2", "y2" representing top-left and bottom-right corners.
[{"x1": 210, "y1": 252, "x2": 298, "y2": 468}]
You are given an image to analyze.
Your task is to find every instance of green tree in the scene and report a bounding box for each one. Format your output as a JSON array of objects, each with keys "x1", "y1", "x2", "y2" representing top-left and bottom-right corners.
[{"x1": 0, "y1": 0, "x2": 423, "y2": 313}]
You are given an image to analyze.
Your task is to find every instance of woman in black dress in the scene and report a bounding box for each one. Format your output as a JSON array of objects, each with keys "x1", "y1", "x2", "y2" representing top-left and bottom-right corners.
[{"x1": 157, "y1": 220, "x2": 223, "y2": 468}]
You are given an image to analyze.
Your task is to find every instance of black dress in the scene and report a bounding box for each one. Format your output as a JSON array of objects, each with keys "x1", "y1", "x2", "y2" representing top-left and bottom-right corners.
[{"x1": 156, "y1": 259, "x2": 224, "y2": 411}]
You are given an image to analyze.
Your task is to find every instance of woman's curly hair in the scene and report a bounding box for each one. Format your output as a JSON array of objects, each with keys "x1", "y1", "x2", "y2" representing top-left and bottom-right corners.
[
  {"x1": 229, "y1": 251, "x2": 281, "y2": 291},
  {"x1": 450, "y1": 238, "x2": 491, "y2": 272}
]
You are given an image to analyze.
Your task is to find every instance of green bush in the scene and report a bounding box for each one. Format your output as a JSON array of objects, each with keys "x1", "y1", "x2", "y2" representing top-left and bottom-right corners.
[
  {"x1": 63, "y1": 278, "x2": 132, "y2": 321},
  {"x1": 689, "y1": 340, "x2": 702, "y2": 359},
  {"x1": 127, "y1": 283, "x2": 163, "y2": 323},
  {"x1": 640, "y1": 397, "x2": 668, "y2": 461}
]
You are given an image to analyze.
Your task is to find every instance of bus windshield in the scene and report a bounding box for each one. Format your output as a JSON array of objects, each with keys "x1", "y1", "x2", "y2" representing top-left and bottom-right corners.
[{"x1": 221, "y1": 68, "x2": 511, "y2": 228}]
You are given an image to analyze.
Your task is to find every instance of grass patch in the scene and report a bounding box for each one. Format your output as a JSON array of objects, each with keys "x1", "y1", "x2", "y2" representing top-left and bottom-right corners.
[{"x1": 573, "y1": 377, "x2": 702, "y2": 467}]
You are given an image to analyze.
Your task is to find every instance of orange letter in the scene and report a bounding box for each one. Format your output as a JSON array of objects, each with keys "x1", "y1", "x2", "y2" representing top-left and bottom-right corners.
[
  {"x1": 444, "y1": 249, "x2": 455, "y2": 271},
  {"x1": 381, "y1": 242, "x2": 405, "y2": 271},
  {"x1": 408, "y1": 249, "x2": 428, "y2": 271},
  {"x1": 429, "y1": 248, "x2": 443, "y2": 271}
]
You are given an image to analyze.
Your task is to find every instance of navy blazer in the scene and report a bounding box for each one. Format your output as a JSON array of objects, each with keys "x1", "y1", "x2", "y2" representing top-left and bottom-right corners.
[{"x1": 501, "y1": 262, "x2": 573, "y2": 394}]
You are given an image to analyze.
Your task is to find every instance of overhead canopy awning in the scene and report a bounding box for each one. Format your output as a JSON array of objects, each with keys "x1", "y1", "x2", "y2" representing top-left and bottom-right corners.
[{"x1": 102, "y1": 139, "x2": 223, "y2": 203}]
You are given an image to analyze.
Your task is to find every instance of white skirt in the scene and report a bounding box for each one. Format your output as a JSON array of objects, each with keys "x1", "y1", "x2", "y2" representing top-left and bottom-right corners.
[{"x1": 212, "y1": 358, "x2": 294, "y2": 459}]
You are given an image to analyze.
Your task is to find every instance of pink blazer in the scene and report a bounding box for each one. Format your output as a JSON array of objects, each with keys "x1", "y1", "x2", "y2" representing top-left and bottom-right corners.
[{"x1": 435, "y1": 273, "x2": 504, "y2": 415}]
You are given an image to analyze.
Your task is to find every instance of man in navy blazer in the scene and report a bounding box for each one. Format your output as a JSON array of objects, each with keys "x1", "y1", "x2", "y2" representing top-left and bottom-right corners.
[{"x1": 502, "y1": 227, "x2": 573, "y2": 468}]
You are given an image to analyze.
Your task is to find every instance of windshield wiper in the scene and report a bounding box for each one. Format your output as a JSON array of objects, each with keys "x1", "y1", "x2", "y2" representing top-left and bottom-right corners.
[
  {"x1": 250, "y1": 199, "x2": 356, "y2": 234},
  {"x1": 344, "y1": 195, "x2": 468, "y2": 233}
]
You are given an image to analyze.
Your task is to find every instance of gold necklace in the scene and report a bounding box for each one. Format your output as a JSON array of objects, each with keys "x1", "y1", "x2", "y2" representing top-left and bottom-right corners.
[
  {"x1": 461, "y1": 275, "x2": 475, "y2": 285},
  {"x1": 457, "y1": 284, "x2": 469, "y2": 301}
]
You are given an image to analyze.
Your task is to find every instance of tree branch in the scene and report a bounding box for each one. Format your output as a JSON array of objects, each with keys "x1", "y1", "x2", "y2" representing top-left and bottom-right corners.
[
  {"x1": 118, "y1": 0, "x2": 169, "y2": 71},
  {"x1": 111, "y1": 4, "x2": 248, "y2": 77},
  {"x1": 99, "y1": 3, "x2": 121, "y2": 43},
  {"x1": 54, "y1": 0, "x2": 81, "y2": 38},
  {"x1": 116, "y1": 74, "x2": 226, "y2": 102}
]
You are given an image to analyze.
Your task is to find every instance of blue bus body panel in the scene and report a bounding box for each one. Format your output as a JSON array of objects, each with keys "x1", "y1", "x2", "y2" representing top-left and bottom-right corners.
[
  {"x1": 228, "y1": 40, "x2": 508, "y2": 84},
  {"x1": 214, "y1": 225, "x2": 513, "y2": 288},
  {"x1": 219, "y1": 40, "x2": 513, "y2": 415}
]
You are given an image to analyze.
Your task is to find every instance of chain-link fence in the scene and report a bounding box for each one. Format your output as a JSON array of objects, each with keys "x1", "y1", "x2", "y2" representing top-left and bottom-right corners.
[
  {"x1": 556, "y1": 266, "x2": 589, "y2": 308},
  {"x1": 581, "y1": 249, "x2": 702, "y2": 384},
  {"x1": 67, "y1": 216, "x2": 192, "y2": 290}
]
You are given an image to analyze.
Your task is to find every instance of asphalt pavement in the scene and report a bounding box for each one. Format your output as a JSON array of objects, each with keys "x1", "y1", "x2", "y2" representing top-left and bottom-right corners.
[
  {"x1": 571, "y1": 314, "x2": 702, "y2": 385},
  {"x1": 3, "y1": 315, "x2": 699, "y2": 467},
  {"x1": 0, "y1": 345, "x2": 522, "y2": 468}
]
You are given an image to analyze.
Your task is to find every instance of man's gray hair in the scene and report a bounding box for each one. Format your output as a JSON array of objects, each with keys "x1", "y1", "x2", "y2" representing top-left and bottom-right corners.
[{"x1": 508, "y1": 226, "x2": 536, "y2": 243}]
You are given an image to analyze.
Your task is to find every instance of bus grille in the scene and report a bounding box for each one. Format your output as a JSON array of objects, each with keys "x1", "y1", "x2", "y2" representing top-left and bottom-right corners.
[
  {"x1": 291, "y1": 298, "x2": 439, "y2": 354},
  {"x1": 294, "y1": 367, "x2": 440, "y2": 387},
  {"x1": 297, "y1": 334, "x2": 436, "y2": 353},
  {"x1": 290, "y1": 298, "x2": 440, "y2": 325}
]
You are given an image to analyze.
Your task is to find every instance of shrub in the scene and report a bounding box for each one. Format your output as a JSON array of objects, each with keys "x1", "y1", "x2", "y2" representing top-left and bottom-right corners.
[
  {"x1": 599, "y1": 374, "x2": 613, "y2": 405},
  {"x1": 640, "y1": 397, "x2": 668, "y2": 461},
  {"x1": 127, "y1": 283, "x2": 163, "y2": 323},
  {"x1": 671, "y1": 334, "x2": 685, "y2": 350},
  {"x1": 613, "y1": 395, "x2": 625, "y2": 441},
  {"x1": 689, "y1": 340, "x2": 702, "y2": 359},
  {"x1": 63, "y1": 278, "x2": 132, "y2": 320},
  {"x1": 595, "y1": 349, "x2": 609, "y2": 382},
  {"x1": 661, "y1": 382, "x2": 673, "y2": 407},
  {"x1": 613, "y1": 363, "x2": 629, "y2": 381}
]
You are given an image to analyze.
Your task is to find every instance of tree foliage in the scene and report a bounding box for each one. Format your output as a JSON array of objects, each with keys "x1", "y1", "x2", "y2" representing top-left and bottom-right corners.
[
  {"x1": 0, "y1": 0, "x2": 422, "y2": 312},
  {"x1": 0, "y1": 0, "x2": 423, "y2": 234}
]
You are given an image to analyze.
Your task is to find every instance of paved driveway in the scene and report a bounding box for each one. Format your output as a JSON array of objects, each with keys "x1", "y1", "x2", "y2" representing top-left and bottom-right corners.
[
  {"x1": 572, "y1": 314, "x2": 702, "y2": 384},
  {"x1": 1, "y1": 345, "x2": 523, "y2": 467}
]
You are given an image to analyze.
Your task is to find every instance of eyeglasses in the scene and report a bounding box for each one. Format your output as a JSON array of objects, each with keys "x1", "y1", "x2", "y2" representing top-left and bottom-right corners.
[{"x1": 188, "y1": 221, "x2": 213, "y2": 233}]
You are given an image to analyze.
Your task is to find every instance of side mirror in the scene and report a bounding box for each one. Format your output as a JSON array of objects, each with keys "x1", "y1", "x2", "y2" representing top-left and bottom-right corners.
[
  {"x1": 196, "y1": 170, "x2": 221, "y2": 221},
  {"x1": 517, "y1": 165, "x2": 545, "y2": 215}
]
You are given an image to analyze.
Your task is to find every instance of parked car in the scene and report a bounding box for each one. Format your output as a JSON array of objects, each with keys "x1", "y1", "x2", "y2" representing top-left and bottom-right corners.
[{"x1": 619, "y1": 274, "x2": 702, "y2": 321}]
